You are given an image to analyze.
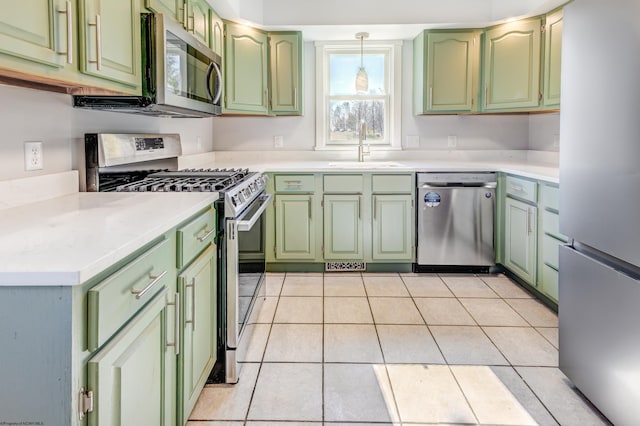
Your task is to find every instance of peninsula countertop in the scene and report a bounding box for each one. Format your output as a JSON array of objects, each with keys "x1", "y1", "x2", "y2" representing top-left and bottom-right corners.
[{"x1": 0, "y1": 191, "x2": 218, "y2": 286}]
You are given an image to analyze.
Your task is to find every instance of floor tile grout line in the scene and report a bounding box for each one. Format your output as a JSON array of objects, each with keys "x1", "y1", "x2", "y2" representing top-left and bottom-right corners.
[
  {"x1": 241, "y1": 273, "x2": 284, "y2": 423},
  {"x1": 399, "y1": 274, "x2": 448, "y2": 365},
  {"x1": 446, "y1": 364, "x2": 482, "y2": 425},
  {"x1": 509, "y1": 365, "x2": 563, "y2": 426}
]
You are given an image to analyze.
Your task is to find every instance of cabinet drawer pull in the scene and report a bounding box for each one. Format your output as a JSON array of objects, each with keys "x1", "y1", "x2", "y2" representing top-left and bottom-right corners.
[
  {"x1": 429, "y1": 86, "x2": 433, "y2": 109},
  {"x1": 166, "y1": 292, "x2": 180, "y2": 355},
  {"x1": 182, "y1": 4, "x2": 187, "y2": 26},
  {"x1": 185, "y1": 278, "x2": 196, "y2": 330},
  {"x1": 373, "y1": 197, "x2": 377, "y2": 220},
  {"x1": 485, "y1": 86, "x2": 488, "y2": 107},
  {"x1": 197, "y1": 227, "x2": 216, "y2": 242},
  {"x1": 130, "y1": 270, "x2": 167, "y2": 299},
  {"x1": 527, "y1": 207, "x2": 533, "y2": 234},
  {"x1": 87, "y1": 14, "x2": 102, "y2": 70},
  {"x1": 57, "y1": 1, "x2": 73, "y2": 64},
  {"x1": 510, "y1": 185, "x2": 524, "y2": 192},
  {"x1": 294, "y1": 87, "x2": 298, "y2": 110},
  {"x1": 358, "y1": 196, "x2": 362, "y2": 220},
  {"x1": 308, "y1": 198, "x2": 312, "y2": 220}
]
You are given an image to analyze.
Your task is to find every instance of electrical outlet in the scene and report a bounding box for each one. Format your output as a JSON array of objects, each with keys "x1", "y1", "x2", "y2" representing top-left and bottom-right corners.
[
  {"x1": 273, "y1": 135, "x2": 284, "y2": 148},
  {"x1": 24, "y1": 141, "x2": 43, "y2": 171},
  {"x1": 447, "y1": 135, "x2": 457, "y2": 148}
]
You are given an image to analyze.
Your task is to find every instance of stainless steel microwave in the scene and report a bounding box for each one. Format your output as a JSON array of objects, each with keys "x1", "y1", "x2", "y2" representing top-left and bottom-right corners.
[{"x1": 73, "y1": 13, "x2": 222, "y2": 118}]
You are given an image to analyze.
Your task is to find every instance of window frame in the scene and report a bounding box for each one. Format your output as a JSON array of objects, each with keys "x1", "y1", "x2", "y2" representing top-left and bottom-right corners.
[{"x1": 315, "y1": 40, "x2": 403, "y2": 151}]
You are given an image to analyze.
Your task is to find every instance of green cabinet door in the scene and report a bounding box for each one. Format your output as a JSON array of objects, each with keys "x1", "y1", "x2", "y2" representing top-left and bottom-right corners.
[
  {"x1": 414, "y1": 30, "x2": 480, "y2": 113},
  {"x1": 0, "y1": 0, "x2": 75, "y2": 71},
  {"x1": 543, "y1": 9, "x2": 563, "y2": 108},
  {"x1": 186, "y1": 0, "x2": 211, "y2": 47},
  {"x1": 210, "y1": 8, "x2": 224, "y2": 57},
  {"x1": 504, "y1": 197, "x2": 537, "y2": 284},
  {"x1": 178, "y1": 244, "x2": 216, "y2": 425},
  {"x1": 78, "y1": 0, "x2": 141, "y2": 90},
  {"x1": 146, "y1": 0, "x2": 185, "y2": 26},
  {"x1": 269, "y1": 32, "x2": 302, "y2": 115},
  {"x1": 87, "y1": 288, "x2": 173, "y2": 426},
  {"x1": 372, "y1": 194, "x2": 413, "y2": 261},
  {"x1": 275, "y1": 194, "x2": 317, "y2": 260},
  {"x1": 224, "y1": 21, "x2": 269, "y2": 114},
  {"x1": 324, "y1": 194, "x2": 363, "y2": 260},
  {"x1": 483, "y1": 18, "x2": 541, "y2": 110}
]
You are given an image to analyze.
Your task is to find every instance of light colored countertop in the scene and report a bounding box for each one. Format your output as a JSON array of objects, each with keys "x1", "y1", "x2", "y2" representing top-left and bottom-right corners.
[
  {"x1": 0, "y1": 192, "x2": 218, "y2": 286},
  {"x1": 181, "y1": 150, "x2": 559, "y2": 183}
]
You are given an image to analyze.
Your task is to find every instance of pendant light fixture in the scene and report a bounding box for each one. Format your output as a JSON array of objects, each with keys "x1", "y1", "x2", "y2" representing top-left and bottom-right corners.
[{"x1": 355, "y1": 32, "x2": 369, "y2": 93}]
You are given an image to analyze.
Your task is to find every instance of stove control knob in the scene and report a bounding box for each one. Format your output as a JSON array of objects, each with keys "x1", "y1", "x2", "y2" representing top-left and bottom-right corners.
[{"x1": 231, "y1": 196, "x2": 238, "y2": 206}]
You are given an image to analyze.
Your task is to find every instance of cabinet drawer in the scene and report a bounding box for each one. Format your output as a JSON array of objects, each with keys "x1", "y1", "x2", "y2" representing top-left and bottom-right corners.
[
  {"x1": 274, "y1": 174, "x2": 315, "y2": 192},
  {"x1": 178, "y1": 208, "x2": 216, "y2": 268},
  {"x1": 542, "y1": 209, "x2": 569, "y2": 242},
  {"x1": 542, "y1": 234, "x2": 564, "y2": 270},
  {"x1": 372, "y1": 174, "x2": 413, "y2": 193},
  {"x1": 506, "y1": 176, "x2": 537, "y2": 203},
  {"x1": 324, "y1": 174, "x2": 363, "y2": 193},
  {"x1": 541, "y1": 184, "x2": 560, "y2": 211},
  {"x1": 541, "y1": 263, "x2": 559, "y2": 301},
  {"x1": 88, "y1": 237, "x2": 174, "y2": 351}
]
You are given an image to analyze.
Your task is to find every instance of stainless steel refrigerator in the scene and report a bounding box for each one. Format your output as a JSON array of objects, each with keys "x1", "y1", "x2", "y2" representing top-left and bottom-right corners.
[{"x1": 559, "y1": 0, "x2": 640, "y2": 424}]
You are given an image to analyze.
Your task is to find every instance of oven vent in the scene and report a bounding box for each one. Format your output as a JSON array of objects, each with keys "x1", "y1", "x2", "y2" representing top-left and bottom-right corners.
[{"x1": 325, "y1": 261, "x2": 366, "y2": 272}]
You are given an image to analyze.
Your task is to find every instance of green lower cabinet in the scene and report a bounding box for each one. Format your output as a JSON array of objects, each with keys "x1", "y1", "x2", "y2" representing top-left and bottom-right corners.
[
  {"x1": 275, "y1": 194, "x2": 317, "y2": 260},
  {"x1": 323, "y1": 194, "x2": 363, "y2": 260},
  {"x1": 504, "y1": 197, "x2": 537, "y2": 284},
  {"x1": 87, "y1": 287, "x2": 174, "y2": 426},
  {"x1": 372, "y1": 194, "x2": 413, "y2": 260},
  {"x1": 179, "y1": 244, "x2": 217, "y2": 424}
]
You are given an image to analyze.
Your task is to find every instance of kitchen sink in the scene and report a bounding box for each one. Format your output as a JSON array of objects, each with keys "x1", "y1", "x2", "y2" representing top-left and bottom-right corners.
[{"x1": 328, "y1": 161, "x2": 403, "y2": 168}]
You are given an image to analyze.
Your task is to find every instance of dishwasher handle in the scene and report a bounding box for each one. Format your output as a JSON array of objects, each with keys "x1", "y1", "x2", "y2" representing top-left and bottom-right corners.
[{"x1": 420, "y1": 182, "x2": 497, "y2": 189}]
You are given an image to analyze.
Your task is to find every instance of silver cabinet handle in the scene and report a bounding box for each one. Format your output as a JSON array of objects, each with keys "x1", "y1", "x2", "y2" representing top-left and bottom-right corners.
[
  {"x1": 197, "y1": 226, "x2": 216, "y2": 242},
  {"x1": 185, "y1": 278, "x2": 196, "y2": 330},
  {"x1": 294, "y1": 87, "x2": 298, "y2": 110},
  {"x1": 57, "y1": 1, "x2": 73, "y2": 64},
  {"x1": 527, "y1": 207, "x2": 533, "y2": 234},
  {"x1": 264, "y1": 88, "x2": 269, "y2": 109},
  {"x1": 166, "y1": 292, "x2": 180, "y2": 355},
  {"x1": 510, "y1": 185, "x2": 524, "y2": 192},
  {"x1": 373, "y1": 196, "x2": 377, "y2": 220},
  {"x1": 130, "y1": 270, "x2": 167, "y2": 299},
  {"x1": 182, "y1": 4, "x2": 188, "y2": 27},
  {"x1": 429, "y1": 86, "x2": 433, "y2": 109},
  {"x1": 308, "y1": 197, "x2": 312, "y2": 220},
  {"x1": 88, "y1": 14, "x2": 102, "y2": 70},
  {"x1": 485, "y1": 86, "x2": 488, "y2": 107},
  {"x1": 358, "y1": 196, "x2": 362, "y2": 220}
]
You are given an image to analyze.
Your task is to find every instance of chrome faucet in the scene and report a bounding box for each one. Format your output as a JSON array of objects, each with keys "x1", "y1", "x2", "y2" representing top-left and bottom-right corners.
[{"x1": 358, "y1": 120, "x2": 369, "y2": 162}]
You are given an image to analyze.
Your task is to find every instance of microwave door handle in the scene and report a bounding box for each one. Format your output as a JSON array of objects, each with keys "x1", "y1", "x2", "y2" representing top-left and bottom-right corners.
[
  {"x1": 205, "y1": 62, "x2": 215, "y2": 102},
  {"x1": 211, "y1": 61, "x2": 223, "y2": 104},
  {"x1": 236, "y1": 194, "x2": 272, "y2": 231}
]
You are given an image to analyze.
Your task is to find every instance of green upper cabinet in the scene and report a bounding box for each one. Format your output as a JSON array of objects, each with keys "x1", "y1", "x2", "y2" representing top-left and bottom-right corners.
[
  {"x1": 87, "y1": 288, "x2": 173, "y2": 426},
  {"x1": 323, "y1": 194, "x2": 364, "y2": 260},
  {"x1": 275, "y1": 194, "x2": 317, "y2": 260},
  {"x1": 186, "y1": 0, "x2": 211, "y2": 47},
  {"x1": 78, "y1": 0, "x2": 141, "y2": 89},
  {"x1": 482, "y1": 18, "x2": 542, "y2": 111},
  {"x1": 178, "y1": 244, "x2": 216, "y2": 426},
  {"x1": 210, "y1": 8, "x2": 224, "y2": 57},
  {"x1": 372, "y1": 194, "x2": 413, "y2": 260},
  {"x1": 269, "y1": 32, "x2": 303, "y2": 115},
  {"x1": 224, "y1": 21, "x2": 269, "y2": 114},
  {"x1": 413, "y1": 30, "x2": 480, "y2": 114},
  {"x1": 542, "y1": 9, "x2": 563, "y2": 108},
  {"x1": 0, "y1": 0, "x2": 76, "y2": 74},
  {"x1": 145, "y1": 0, "x2": 185, "y2": 26}
]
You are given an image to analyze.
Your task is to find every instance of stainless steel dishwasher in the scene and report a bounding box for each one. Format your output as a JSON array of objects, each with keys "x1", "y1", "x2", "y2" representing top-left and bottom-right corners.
[{"x1": 416, "y1": 172, "x2": 497, "y2": 271}]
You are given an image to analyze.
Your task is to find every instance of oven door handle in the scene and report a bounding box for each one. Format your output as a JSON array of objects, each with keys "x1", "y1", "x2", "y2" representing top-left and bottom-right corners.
[{"x1": 236, "y1": 194, "x2": 272, "y2": 232}]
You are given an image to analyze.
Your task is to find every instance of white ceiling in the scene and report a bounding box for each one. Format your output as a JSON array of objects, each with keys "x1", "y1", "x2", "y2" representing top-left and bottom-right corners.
[{"x1": 207, "y1": 0, "x2": 567, "y2": 40}]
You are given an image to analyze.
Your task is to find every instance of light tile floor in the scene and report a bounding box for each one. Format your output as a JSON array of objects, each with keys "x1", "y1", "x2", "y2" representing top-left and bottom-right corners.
[{"x1": 188, "y1": 273, "x2": 611, "y2": 426}]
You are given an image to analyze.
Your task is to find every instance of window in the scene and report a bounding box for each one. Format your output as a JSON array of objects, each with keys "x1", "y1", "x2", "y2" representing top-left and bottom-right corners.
[{"x1": 315, "y1": 40, "x2": 402, "y2": 150}]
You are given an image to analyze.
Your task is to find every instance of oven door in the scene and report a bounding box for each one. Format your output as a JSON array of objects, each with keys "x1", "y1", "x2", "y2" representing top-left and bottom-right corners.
[{"x1": 225, "y1": 194, "x2": 272, "y2": 352}]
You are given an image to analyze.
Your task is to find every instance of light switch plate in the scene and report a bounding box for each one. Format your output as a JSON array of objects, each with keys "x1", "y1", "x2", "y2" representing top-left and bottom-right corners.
[
  {"x1": 447, "y1": 135, "x2": 457, "y2": 148},
  {"x1": 274, "y1": 135, "x2": 284, "y2": 148}
]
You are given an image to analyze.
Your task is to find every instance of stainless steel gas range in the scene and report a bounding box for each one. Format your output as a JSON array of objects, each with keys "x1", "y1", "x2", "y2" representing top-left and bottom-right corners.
[{"x1": 84, "y1": 132, "x2": 271, "y2": 384}]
